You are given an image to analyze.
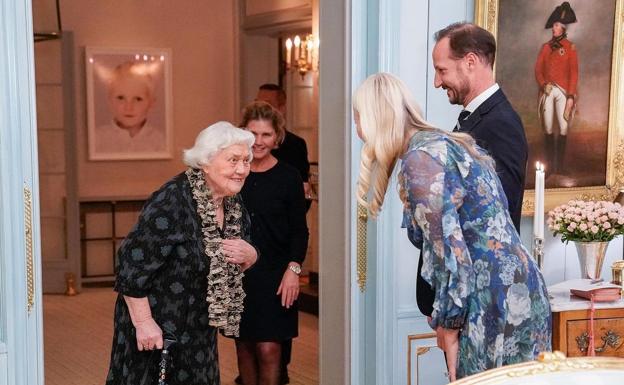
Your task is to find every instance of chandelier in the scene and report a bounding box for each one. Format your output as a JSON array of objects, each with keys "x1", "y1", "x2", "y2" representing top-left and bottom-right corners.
[{"x1": 284, "y1": 34, "x2": 319, "y2": 78}]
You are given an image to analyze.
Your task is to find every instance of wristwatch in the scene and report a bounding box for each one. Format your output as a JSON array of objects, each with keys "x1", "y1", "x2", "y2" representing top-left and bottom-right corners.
[{"x1": 288, "y1": 264, "x2": 302, "y2": 275}]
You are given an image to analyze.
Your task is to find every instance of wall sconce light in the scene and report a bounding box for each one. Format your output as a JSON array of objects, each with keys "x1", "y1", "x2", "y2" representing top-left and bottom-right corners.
[{"x1": 284, "y1": 34, "x2": 319, "y2": 78}]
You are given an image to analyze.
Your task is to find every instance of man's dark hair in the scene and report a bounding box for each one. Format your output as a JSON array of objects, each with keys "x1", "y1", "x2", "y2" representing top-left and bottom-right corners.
[
  {"x1": 258, "y1": 83, "x2": 286, "y2": 106},
  {"x1": 434, "y1": 22, "x2": 496, "y2": 68}
]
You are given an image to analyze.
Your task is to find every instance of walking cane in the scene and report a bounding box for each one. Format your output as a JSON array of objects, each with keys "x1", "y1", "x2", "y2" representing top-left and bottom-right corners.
[{"x1": 158, "y1": 337, "x2": 177, "y2": 385}]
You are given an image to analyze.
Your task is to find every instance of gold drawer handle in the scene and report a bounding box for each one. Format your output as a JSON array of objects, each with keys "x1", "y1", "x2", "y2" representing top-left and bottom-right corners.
[{"x1": 576, "y1": 330, "x2": 621, "y2": 353}]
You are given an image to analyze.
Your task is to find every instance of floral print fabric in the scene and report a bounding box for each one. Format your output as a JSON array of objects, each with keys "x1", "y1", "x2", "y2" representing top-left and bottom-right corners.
[{"x1": 401, "y1": 131, "x2": 552, "y2": 378}]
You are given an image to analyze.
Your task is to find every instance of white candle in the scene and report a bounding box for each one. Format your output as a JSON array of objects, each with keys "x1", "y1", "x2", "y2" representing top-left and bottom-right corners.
[
  {"x1": 285, "y1": 38, "x2": 292, "y2": 68},
  {"x1": 313, "y1": 37, "x2": 320, "y2": 71},
  {"x1": 294, "y1": 35, "x2": 301, "y2": 62},
  {"x1": 306, "y1": 39, "x2": 313, "y2": 66},
  {"x1": 533, "y1": 162, "x2": 540, "y2": 238},
  {"x1": 538, "y1": 163, "x2": 545, "y2": 238},
  {"x1": 534, "y1": 162, "x2": 545, "y2": 239}
]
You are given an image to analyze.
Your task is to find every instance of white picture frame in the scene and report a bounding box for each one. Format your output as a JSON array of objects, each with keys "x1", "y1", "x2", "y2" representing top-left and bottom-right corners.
[{"x1": 85, "y1": 46, "x2": 173, "y2": 161}]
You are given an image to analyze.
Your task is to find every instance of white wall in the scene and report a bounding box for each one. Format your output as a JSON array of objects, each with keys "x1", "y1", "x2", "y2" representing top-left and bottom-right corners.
[
  {"x1": 246, "y1": 0, "x2": 310, "y2": 16},
  {"x1": 240, "y1": 34, "x2": 279, "y2": 107},
  {"x1": 0, "y1": 343, "x2": 6, "y2": 385},
  {"x1": 60, "y1": 0, "x2": 238, "y2": 198}
]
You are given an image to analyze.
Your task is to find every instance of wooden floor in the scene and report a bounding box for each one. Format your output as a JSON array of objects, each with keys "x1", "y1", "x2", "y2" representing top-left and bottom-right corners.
[{"x1": 43, "y1": 288, "x2": 319, "y2": 385}]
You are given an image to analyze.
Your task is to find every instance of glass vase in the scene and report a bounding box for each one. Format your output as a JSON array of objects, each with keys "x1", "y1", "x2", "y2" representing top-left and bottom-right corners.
[{"x1": 574, "y1": 241, "x2": 610, "y2": 280}]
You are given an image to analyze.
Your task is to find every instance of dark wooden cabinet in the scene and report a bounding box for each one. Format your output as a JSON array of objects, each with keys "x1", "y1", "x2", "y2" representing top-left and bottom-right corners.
[
  {"x1": 79, "y1": 197, "x2": 145, "y2": 285},
  {"x1": 552, "y1": 307, "x2": 624, "y2": 357}
]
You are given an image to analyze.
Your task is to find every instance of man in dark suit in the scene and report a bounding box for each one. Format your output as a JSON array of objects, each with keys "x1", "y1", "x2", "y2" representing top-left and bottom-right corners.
[
  {"x1": 256, "y1": 83, "x2": 311, "y2": 198},
  {"x1": 416, "y1": 22, "x2": 528, "y2": 317}
]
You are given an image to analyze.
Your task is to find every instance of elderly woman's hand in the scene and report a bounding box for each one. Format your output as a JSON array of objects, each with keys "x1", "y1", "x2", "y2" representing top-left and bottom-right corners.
[
  {"x1": 135, "y1": 317, "x2": 163, "y2": 351},
  {"x1": 277, "y1": 263, "x2": 300, "y2": 309},
  {"x1": 123, "y1": 296, "x2": 163, "y2": 351},
  {"x1": 222, "y1": 238, "x2": 257, "y2": 271}
]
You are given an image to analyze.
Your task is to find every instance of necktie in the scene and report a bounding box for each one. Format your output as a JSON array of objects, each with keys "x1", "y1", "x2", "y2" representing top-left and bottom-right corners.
[{"x1": 455, "y1": 110, "x2": 471, "y2": 131}]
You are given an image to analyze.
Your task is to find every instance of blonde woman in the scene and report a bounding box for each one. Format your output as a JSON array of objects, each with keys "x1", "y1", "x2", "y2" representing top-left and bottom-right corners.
[{"x1": 354, "y1": 73, "x2": 551, "y2": 380}]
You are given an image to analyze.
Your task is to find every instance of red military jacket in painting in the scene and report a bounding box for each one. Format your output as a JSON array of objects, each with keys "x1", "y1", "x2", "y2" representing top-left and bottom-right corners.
[{"x1": 535, "y1": 38, "x2": 579, "y2": 98}]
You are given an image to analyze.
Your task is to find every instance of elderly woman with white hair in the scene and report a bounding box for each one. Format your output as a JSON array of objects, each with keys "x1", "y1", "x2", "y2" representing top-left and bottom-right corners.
[{"x1": 105, "y1": 121, "x2": 258, "y2": 385}]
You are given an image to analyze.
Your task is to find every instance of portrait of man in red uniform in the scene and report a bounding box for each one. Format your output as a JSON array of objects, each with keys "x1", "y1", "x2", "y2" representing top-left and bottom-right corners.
[
  {"x1": 535, "y1": 2, "x2": 578, "y2": 178},
  {"x1": 492, "y1": 0, "x2": 617, "y2": 190}
]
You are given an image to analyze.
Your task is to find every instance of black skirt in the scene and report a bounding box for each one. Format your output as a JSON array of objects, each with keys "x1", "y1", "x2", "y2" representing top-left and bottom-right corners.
[{"x1": 237, "y1": 267, "x2": 298, "y2": 341}]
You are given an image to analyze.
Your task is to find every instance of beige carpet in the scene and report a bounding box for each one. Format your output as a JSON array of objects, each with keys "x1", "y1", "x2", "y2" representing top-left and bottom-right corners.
[{"x1": 43, "y1": 288, "x2": 318, "y2": 384}]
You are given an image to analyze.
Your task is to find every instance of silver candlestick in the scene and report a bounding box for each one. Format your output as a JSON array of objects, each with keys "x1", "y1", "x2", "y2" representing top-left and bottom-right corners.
[{"x1": 533, "y1": 237, "x2": 544, "y2": 270}]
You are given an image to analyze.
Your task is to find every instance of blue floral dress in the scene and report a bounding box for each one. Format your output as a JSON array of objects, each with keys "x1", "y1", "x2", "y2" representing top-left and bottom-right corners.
[{"x1": 400, "y1": 131, "x2": 551, "y2": 378}]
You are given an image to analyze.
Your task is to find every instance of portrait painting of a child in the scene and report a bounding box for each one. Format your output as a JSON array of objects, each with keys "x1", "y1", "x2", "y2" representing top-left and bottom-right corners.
[{"x1": 86, "y1": 48, "x2": 172, "y2": 160}]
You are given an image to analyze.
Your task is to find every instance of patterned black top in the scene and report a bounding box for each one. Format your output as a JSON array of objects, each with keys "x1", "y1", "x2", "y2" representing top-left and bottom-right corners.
[{"x1": 105, "y1": 172, "x2": 252, "y2": 385}]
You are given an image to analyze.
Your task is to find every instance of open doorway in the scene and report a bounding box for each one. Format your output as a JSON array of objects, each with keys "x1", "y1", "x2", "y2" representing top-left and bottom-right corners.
[{"x1": 33, "y1": 1, "x2": 321, "y2": 384}]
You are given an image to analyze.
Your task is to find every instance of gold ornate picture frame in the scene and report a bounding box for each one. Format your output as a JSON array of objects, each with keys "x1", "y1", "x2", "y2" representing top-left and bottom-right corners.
[{"x1": 475, "y1": 0, "x2": 624, "y2": 214}]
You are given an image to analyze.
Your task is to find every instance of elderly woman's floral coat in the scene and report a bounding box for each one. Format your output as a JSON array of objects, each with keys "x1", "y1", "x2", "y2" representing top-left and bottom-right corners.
[{"x1": 401, "y1": 131, "x2": 551, "y2": 378}]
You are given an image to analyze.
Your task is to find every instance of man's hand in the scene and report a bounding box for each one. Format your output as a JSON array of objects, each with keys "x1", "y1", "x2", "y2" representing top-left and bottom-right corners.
[{"x1": 564, "y1": 97, "x2": 575, "y2": 121}]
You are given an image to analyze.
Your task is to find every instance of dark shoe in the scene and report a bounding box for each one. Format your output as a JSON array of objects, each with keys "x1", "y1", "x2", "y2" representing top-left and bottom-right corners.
[{"x1": 234, "y1": 375, "x2": 243, "y2": 385}]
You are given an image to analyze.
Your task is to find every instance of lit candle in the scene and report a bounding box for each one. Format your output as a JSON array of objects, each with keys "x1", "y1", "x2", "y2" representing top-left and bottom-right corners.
[
  {"x1": 313, "y1": 37, "x2": 320, "y2": 71},
  {"x1": 538, "y1": 163, "x2": 545, "y2": 238},
  {"x1": 294, "y1": 35, "x2": 301, "y2": 62},
  {"x1": 285, "y1": 38, "x2": 292, "y2": 68},
  {"x1": 534, "y1": 162, "x2": 545, "y2": 239},
  {"x1": 306, "y1": 38, "x2": 313, "y2": 66},
  {"x1": 533, "y1": 162, "x2": 540, "y2": 238}
]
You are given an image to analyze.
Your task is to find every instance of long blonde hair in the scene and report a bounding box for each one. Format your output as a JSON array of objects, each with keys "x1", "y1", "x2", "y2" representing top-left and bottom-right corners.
[{"x1": 353, "y1": 72, "x2": 492, "y2": 218}]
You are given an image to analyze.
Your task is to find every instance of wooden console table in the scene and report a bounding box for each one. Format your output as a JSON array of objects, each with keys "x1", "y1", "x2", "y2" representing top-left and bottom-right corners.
[{"x1": 548, "y1": 279, "x2": 624, "y2": 357}]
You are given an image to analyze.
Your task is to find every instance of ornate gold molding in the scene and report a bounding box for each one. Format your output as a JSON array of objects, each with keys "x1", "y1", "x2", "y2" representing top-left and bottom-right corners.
[
  {"x1": 24, "y1": 186, "x2": 35, "y2": 314},
  {"x1": 407, "y1": 332, "x2": 438, "y2": 385},
  {"x1": 452, "y1": 351, "x2": 624, "y2": 384},
  {"x1": 475, "y1": 0, "x2": 498, "y2": 37},
  {"x1": 356, "y1": 203, "x2": 368, "y2": 292}
]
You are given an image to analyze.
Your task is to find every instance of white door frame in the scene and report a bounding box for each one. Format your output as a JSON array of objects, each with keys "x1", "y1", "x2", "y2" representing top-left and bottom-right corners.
[
  {"x1": 0, "y1": 0, "x2": 45, "y2": 385},
  {"x1": 318, "y1": 0, "x2": 352, "y2": 384}
]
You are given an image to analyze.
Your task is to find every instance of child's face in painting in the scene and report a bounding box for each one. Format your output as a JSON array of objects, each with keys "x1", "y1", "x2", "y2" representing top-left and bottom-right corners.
[{"x1": 107, "y1": 75, "x2": 154, "y2": 130}]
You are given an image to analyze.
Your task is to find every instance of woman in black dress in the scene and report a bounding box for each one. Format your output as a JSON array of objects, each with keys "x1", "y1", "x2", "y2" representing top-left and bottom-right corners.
[
  {"x1": 105, "y1": 121, "x2": 258, "y2": 385},
  {"x1": 236, "y1": 102, "x2": 309, "y2": 385}
]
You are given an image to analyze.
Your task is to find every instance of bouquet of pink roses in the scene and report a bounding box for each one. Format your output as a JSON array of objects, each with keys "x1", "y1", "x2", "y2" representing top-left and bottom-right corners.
[{"x1": 547, "y1": 200, "x2": 624, "y2": 243}]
